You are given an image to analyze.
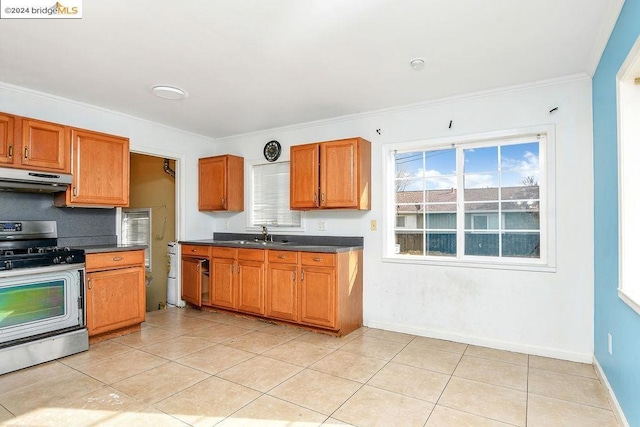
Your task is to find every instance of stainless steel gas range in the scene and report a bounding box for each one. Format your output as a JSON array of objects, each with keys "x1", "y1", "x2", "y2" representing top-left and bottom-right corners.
[{"x1": 0, "y1": 220, "x2": 88, "y2": 375}]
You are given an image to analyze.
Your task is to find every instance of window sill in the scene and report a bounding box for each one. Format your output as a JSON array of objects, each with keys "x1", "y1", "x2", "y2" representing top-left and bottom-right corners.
[
  {"x1": 618, "y1": 289, "x2": 640, "y2": 316},
  {"x1": 382, "y1": 256, "x2": 556, "y2": 273}
]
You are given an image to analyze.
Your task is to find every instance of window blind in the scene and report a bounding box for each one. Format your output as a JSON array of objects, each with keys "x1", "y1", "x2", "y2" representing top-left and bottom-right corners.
[{"x1": 252, "y1": 162, "x2": 301, "y2": 227}]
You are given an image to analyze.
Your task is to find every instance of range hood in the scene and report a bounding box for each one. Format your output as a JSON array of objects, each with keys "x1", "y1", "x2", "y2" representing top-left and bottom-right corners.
[{"x1": 0, "y1": 168, "x2": 72, "y2": 193}]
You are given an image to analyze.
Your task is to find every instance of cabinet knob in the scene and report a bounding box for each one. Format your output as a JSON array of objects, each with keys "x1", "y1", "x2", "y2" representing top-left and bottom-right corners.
[
  {"x1": 87, "y1": 279, "x2": 92, "y2": 290},
  {"x1": 293, "y1": 271, "x2": 296, "y2": 281},
  {"x1": 112, "y1": 256, "x2": 123, "y2": 261},
  {"x1": 321, "y1": 192, "x2": 325, "y2": 205},
  {"x1": 221, "y1": 197, "x2": 226, "y2": 207},
  {"x1": 72, "y1": 186, "x2": 78, "y2": 197},
  {"x1": 23, "y1": 147, "x2": 28, "y2": 159},
  {"x1": 8, "y1": 145, "x2": 12, "y2": 158},
  {"x1": 277, "y1": 255, "x2": 286, "y2": 259},
  {"x1": 313, "y1": 193, "x2": 318, "y2": 205},
  {"x1": 301, "y1": 270, "x2": 305, "y2": 281},
  {"x1": 312, "y1": 257, "x2": 322, "y2": 262}
]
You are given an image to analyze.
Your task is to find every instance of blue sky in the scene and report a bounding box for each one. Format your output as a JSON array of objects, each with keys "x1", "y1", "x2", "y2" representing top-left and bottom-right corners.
[{"x1": 396, "y1": 142, "x2": 539, "y2": 191}]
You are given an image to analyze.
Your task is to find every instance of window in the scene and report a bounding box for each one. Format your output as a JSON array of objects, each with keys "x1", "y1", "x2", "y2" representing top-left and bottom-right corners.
[
  {"x1": 121, "y1": 208, "x2": 151, "y2": 269},
  {"x1": 388, "y1": 131, "x2": 550, "y2": 266},
  {"x1": 617, "y1": 35, "x2": 640, "y2": 315},
  {"x1": 251, "y1": 162, "x2": 301, "y2": 228}
]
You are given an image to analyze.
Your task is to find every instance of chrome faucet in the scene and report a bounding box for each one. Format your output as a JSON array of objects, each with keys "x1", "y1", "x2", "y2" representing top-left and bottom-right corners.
[{"x1": 261, "y1": 226, "x2": 269, "y2": 242}]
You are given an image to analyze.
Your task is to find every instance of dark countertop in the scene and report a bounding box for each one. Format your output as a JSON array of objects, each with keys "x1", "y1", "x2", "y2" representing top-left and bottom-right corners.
[
  {"x1": 73, "y1": 245, "x2": 147, "y2": 254},
  {"x1": 180, "y1": 233, "x2": 364, "y2": 253}
]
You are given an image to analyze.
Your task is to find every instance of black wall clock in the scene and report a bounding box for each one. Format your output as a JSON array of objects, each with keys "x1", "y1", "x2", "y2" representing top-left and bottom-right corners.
[{"x1": 263, "y1": 140, "x2": 281, "y2": 162}]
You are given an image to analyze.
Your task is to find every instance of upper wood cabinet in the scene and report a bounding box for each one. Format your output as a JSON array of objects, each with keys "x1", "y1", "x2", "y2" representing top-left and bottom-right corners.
[
  {"x1": 0, "y1": 113, "x2": 14, "y2": 165},
  {"x1": 199, "y1": 154, "x2": 244, "y2": 211},
  {"x1": 0, "y1": 114, "x2": 70, "y2": 172},
  {"x1": 19, "y1": 118, "x2": 70, "y2": 172},
  {"x1": 54, "y1": 128, "x2": 130, "y2": 207},
  {"x1": 290, "y1": 137, "x2": 371, "y2": 210}
]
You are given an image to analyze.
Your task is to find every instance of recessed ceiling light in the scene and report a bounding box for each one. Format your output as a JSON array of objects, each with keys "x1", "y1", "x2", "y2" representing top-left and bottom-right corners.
[
  {"x1": 409, "y1": 58, "x2": 425, "y2": 71},
  {"x1": 152, "y1": 85, "x2": 187, "y2": 100}
]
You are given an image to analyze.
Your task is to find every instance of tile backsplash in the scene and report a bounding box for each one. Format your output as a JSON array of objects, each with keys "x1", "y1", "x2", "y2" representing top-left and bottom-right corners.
[{"x1": 0, "y1": 191, "x2": 117, "y2": 246}]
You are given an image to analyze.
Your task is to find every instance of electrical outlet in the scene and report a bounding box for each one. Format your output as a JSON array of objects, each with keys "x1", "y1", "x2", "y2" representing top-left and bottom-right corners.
[
  {"x1": 317, "y1": 220, "x2": 326, "y2": 231},
  {"x1": 224, "y1": 219, "x2": 230, "y2": 230},
  {"x1": 370, "y1": 220, "x2": 377, "y2": 231},
  {"x1": 608, "y1": 333, "x2": 613, "y2": 355}
]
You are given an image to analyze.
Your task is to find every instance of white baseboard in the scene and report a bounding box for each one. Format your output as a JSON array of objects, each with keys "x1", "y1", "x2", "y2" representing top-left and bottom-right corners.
[
  {"x1": 593, "y1": 357, "x2": 629, "y2": 427},
  {"x1": 364, "y1": 320, "x2": 593, "y2": 363}
]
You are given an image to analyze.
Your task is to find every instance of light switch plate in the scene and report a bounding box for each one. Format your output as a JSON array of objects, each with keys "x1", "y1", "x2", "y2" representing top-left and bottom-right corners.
[{"x1": 370, "y1": 220, "x2": 377, "y2": 231}]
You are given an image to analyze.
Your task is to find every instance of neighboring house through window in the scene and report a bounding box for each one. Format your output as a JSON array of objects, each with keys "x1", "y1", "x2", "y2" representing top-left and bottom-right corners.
[{"x1": 386, "y1": 127, "x2": 554, "y2": 269}]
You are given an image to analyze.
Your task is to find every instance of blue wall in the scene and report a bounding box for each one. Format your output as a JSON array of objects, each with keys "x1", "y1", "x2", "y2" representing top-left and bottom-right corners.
[{"x1": 593, "y1": 0, "x2": 640, "y2": 425}]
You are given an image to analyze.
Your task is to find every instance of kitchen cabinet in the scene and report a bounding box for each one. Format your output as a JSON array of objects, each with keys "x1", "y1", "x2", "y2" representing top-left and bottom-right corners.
[
  {"x1": 181, "y1": 244, "x2": 210, "y2": 307},
  {"x1": 0, "y1": 113, "x2": 14, "y2": 165},
  {"x1": 0, "y1": 114, "x2": 70, "y2": 172},
  {"x1": 18, "y1": 118, "x2": 70, "y2": 172},
  {"x1": 85, "y1": 250, "x2": 146, "y2": 337},
  {"x1": 210, "y1": 247, "x2": 237, "y2": 309},
  {"x1": 237, "y1": 248, "x2": 266, "y2": 315},
  {"x1": 55, "y1": 128, "x2": 129, "y2": 207},
  {"x1": 299, "y1": 253, "x2": 336, "y2": 329},
  {"x1": 290, "y1": 137, "x2": 371, "y2": 210},
  {"x1": 266, "y1": 250, "x2": 299, "y2": 322},
  {"x1": 179, "y1": 242, "x2": 363, "y2": 336},
  {"x1": 199, "y1": 154, "x2": 244, "y2": 211}
]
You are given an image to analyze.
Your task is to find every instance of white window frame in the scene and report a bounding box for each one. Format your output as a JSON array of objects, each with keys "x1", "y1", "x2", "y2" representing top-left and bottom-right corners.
[
  {"x1": 383, "y1": 125, "x2": 556, "y2": 272},
  {"x1": 616, "y1": 35, "x2": 640, "y2": 316},
  {"x1": 246, "y1": 159, "x2": 304, "y2": 233}
]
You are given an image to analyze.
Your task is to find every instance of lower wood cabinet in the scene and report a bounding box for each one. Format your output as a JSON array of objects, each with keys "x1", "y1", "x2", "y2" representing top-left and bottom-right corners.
[
  {"x1": 237, "y1": 249, "x2": 266, "y2": 315},
  {"x1": 266, "y1": 262, "x2": 298, "y2": 322},
  {"x1": 180, "y1": 244, "x2": 363, "y2": 336},
  {"x1": 85, "y1": 250, "x2": 146, "y2": 337}
]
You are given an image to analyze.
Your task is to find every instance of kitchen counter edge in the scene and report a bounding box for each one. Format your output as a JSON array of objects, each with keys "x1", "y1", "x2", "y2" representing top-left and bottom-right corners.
[
  {"x1": 179, "y1": 240, "x2": 362, "y2": 253},
  {"x1": 76, "y1": 245, "x2": 147, "y2": 254}
]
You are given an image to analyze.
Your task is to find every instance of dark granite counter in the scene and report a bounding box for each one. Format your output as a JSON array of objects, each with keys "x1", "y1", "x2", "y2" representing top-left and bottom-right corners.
[
  {"x1": 180, "y1": 233, "x2": 363, "y2": 253},
  {"x1": 73, "y1": 245, "x2": 147, "y2": 254}
]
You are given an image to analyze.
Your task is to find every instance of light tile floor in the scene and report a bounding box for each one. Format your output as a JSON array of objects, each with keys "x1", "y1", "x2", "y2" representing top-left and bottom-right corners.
[{"x1": 0, "y1": 307, "x2": 620, "y2": 426}]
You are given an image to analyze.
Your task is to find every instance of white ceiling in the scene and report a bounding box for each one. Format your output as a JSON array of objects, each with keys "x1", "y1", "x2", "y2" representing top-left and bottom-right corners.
[{"x1": 0, "y1": 0, "x2": 624, "y2": 139}]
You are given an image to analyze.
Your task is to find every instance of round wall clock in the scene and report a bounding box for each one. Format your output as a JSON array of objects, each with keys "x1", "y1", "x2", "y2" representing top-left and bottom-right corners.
[{"x1": 263, "y1": 140, "x2": 281, "y2": 162}]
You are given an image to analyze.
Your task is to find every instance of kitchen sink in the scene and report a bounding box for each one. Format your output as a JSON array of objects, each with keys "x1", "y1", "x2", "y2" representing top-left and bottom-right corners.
[{"x1": 224, "y1": 239, "x2": 291, "y2": 246}]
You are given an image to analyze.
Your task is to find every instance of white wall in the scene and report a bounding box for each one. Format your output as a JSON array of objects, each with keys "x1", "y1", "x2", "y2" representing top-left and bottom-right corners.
[
  {"x1": 0, "y1": 76, "x2": 595, "y2": 361},
  {"x1": 213, "y1": 76, "x2": 595, "y2": 362},
  {"x1": 0, "y1": 82, "x2": 217, "y2": 241}
]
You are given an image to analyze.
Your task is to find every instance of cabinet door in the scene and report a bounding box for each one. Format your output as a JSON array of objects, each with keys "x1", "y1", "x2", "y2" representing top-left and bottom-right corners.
[
  {"x1": 199, "y1": 156, "x2": 227, "y2": 211},
  {"x1": 181, "y1": 257, "x2": 204, "y2": 307},
  {"x1": 290, "y1": 143, "x2": 319, "y2": 209},
  {"x1": 0, "y1": 114, "x2": 14, "y2": 165},
  {"x1": 299, "y1": 266, "x2": 336, "y2": 329},
  {"x1": 237, "y1": 259, "x2": 265, "y2": 315},
  {"x1": 320, "y1": 139, "x2": 358, "y2": 209},
  {"x1": 211, "y1": 257, "x2": 236, "y2": 309},
  {"x1": 63, "y1": 129, "x2": 129, "y2": 206},
  {"x1": 86, "y1": 266, "x2": 146, "y2": 336},
  {"x1": 20, "y1": 119, "x2": 69, "y2": 172},
  {"x1": 266, "y1": 263, "x2": 298, "y2": 321}
]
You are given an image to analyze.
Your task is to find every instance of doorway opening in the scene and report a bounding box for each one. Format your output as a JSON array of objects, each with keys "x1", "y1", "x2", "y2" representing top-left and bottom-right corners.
[{"x1": 123, "y1": 153, "x2": 177, "y2": 312}]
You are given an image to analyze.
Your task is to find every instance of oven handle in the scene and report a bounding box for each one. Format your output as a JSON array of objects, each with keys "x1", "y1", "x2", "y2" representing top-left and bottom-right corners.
[{"x1": 0, "y1": 263, "x2": 86, "y2": 278}]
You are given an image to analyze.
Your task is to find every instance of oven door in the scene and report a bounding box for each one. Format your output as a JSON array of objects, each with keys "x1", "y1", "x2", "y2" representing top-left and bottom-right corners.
[{"x1": 0, "y1": 264, "x2": 85, "y2": 346}]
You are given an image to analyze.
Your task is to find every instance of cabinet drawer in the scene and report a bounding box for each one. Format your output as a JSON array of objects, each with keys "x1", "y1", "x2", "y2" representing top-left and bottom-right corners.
[
  {"x1": 182, "y1": 245, "x2": 210, "y2": 257},
  {"x1": 210, "y1": 246, "x2": 236, "y2": 259},
  {"x1": 237, "y1": 248, "x2": 265, "y2": 261},
  {"x1": 86, "y1": 250, "x2": 145, "y2": 272},
  {"x1": 268, "y1": 250, "x2": 299, "y2": 264},
  {"x1": 300, "y1": 252, "x2": 336, "y2": 267}
]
